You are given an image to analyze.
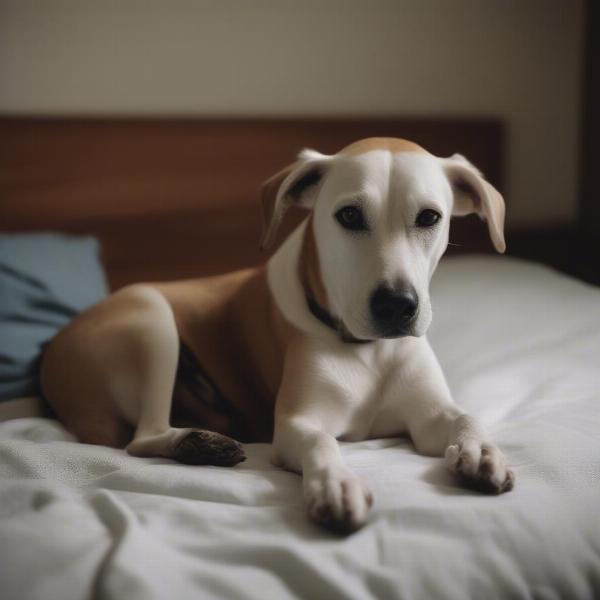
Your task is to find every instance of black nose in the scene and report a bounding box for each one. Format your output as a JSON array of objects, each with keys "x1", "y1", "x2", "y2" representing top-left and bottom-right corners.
[{"x1": 370, "y1": 283, "x2": 418, "y2": 334}]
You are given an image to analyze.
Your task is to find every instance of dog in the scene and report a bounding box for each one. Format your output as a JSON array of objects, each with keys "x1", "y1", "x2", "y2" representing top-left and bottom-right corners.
[{"x1": 41, "y1": 137, "x2": 514, "y2": 533}]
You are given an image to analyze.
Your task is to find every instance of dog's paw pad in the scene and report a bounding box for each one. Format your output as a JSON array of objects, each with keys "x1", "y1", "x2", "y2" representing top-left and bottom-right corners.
[
  {"x1": 446, "y1": 442, "x2": 514, "y2": 494},
  {"x1": 173, "y1": 430, "x2": 246, "y2": 467},
  {"x1": 305, "y1": 472, "x2": 373, "y2": 534}
]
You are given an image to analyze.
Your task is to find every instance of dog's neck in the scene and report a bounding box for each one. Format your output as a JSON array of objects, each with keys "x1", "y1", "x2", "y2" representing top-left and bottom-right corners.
[
  {"x1": 305, "y1": 295, "x2": 370, "y2": 344},
  {"x1": 305, "y1": 295, "x2": 337, "y2": 331},
  {"x1": 267, "y1": 221, "x2": 342, "y2": 342},
  {"x1": 267, "y1": 219, "x2": 371, "y2": 345}
]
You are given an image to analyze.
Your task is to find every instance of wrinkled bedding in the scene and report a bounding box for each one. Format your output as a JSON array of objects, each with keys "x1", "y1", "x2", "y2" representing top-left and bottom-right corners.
[{"x1": 1, "y1": 256, "x2": 599, "y2": 600}]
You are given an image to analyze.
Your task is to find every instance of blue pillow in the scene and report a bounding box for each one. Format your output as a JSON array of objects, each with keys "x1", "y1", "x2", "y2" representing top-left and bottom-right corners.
[{"x1": 0, "y1": 233, "x2": 108, "y2": 400}]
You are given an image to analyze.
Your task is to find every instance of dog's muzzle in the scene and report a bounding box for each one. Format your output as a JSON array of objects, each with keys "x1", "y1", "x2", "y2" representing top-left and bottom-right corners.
[{"x1": 369, "y1": 283, "x2": 418, "y2": 337}]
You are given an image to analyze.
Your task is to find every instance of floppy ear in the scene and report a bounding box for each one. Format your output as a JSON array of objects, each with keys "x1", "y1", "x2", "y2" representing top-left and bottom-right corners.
[
  {"x1": 260, "y1": 150, "x2": 330, "y2": 250},
  {"x1": 443, "y1": 154, "x2": 506, "y2": 253}
]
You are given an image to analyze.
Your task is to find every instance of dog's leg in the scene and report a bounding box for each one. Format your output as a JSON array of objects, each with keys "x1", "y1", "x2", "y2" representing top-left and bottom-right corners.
[
  {"x1": 119, "y1": 287, "x2": 245, "y2": 467},
  {"x1": 272, "y1": 344, "x2": 374, "y2": 533},
  {"x1": 42, "y1": 283, "x2": 244, "y2": 466},
  {"x1": 273, "y1": 418, "x2": 373, "y2": 533},
  {"x1": 407, "y1": 398, "x2": 515, "y2": 494},
  {"x1": 395, "y1": 342, "x2": 514, "y2": 494},
  {"x1": 442, "y1": 413, "x2": 514, "y2": 493}
]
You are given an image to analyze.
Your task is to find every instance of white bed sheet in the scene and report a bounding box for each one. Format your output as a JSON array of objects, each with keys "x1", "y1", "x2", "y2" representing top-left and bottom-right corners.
[{"x1": 1, "y1": 255, "x2": 599, "y2": 600}]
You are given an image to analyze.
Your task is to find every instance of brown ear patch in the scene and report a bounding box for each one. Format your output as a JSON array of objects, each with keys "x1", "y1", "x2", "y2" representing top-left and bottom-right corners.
[{"x1": 260, "y1": 160, "x2": 326, "y2": 250}]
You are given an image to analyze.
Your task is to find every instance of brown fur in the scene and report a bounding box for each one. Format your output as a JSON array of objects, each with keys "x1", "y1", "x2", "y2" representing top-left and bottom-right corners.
[
  {"x1": 152, "y1": 268, "x2": 290, "y2": 442},
  {"x1": 298, "y1": 214, "x2": 329, "y2": 313},
  {"x1": 339, "y1": 137, "x2": 428, "y2": 156}
]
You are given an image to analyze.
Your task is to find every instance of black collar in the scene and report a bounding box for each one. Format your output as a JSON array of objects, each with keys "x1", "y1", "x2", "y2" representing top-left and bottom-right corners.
[{"x1": 305, "y1": 296, "x2": 371, "y2": 345}]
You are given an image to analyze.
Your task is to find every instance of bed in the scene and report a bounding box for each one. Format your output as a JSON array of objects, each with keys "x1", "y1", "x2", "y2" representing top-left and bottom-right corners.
[{"x1": 1, "y1": 118, "x2": 599, "y2": 599}]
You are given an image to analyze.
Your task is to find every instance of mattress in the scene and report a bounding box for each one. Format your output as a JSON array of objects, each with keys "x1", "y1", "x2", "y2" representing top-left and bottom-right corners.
[{"x1": 1, "y1": 255, "x2": 599, "y2": 600}]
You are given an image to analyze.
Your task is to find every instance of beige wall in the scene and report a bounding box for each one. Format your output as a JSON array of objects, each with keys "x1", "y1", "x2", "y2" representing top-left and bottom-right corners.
[{"x1": 0, "y1": 0, "x2": 584, "y2": 228}]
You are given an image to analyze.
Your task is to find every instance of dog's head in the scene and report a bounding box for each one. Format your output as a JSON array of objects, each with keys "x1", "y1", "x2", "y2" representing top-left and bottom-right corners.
[{"x1": 261, "y1": 138, "x2": 505, "y2": 342}]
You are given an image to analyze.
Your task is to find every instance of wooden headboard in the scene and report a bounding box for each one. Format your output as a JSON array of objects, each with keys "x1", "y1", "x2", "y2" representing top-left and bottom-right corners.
[{"x1": 0, "y1": 117, "x2": 505, "y2": 290}]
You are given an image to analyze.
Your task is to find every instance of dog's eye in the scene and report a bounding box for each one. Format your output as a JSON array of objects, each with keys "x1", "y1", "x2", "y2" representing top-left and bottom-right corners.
[
  {"x1": 415, "y1": 209, "x2": 441, "y2": 228},
  {"x1": 335, "y1": 206, "x2": 367, "y2": 231}
]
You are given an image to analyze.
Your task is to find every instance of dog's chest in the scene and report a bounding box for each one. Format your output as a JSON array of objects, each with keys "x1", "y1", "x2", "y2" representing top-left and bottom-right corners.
[
  {"x1": 320, "y1": 342, "x2": 410, "y2": 441},
  {"x1": 337, "y1": 383, "x2": 408, "y2": 442}
]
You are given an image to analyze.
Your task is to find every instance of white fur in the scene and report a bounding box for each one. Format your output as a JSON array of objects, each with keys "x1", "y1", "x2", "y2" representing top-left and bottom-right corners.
[{"x1": 268, "y1": 149, "x2": 513, "y2": 532}]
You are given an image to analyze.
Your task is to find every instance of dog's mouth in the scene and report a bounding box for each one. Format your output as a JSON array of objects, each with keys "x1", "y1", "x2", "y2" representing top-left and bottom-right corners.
[
  {"x1": 380, "y1": 328, "x2": 415, "y2": 339},
  {"x1": 337, "y1": 321, "x2": 373, "y2": 344},
  {"x1": 307, "y1": 295, "x2": 420, "y2": 343},
  {"x1": 373, "y1": 318, "x2": 419, "y2": 339},
  {"x1": 340, "y1": 326, "x2": 416, "y2": 344},
  {"x1": 337, "y1": 315, "x2": 418, "y2": 344}
]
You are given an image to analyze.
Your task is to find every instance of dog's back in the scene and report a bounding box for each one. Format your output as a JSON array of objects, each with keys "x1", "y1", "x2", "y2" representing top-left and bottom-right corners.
[{"x1": 41, "y1": 266, "x2": 287, "y2": 447}]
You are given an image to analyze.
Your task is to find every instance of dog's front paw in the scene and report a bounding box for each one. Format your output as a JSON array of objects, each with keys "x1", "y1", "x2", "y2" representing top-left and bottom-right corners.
[
  {"x1": 445, "y1": 440, "x2": 514, "y2": 494},
  {"x1": 304, "y1": 470, "x2": 373, "y2": 534}
]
